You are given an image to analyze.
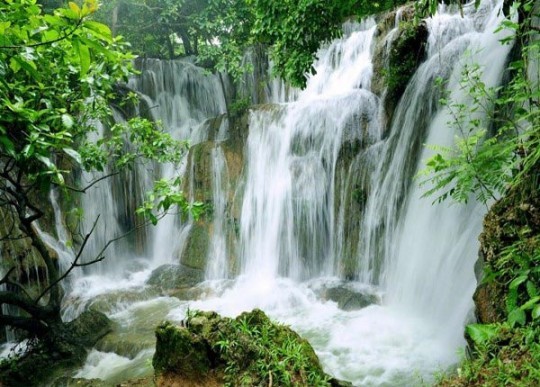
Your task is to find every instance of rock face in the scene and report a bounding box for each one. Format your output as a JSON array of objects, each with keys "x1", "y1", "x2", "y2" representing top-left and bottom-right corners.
[
  {"x1": 474, "y1": 181, "x2": 540, "y2": 324},
  {"x1": 179, "y1": 109, "x2": 249, "y2": 277},
  {"x1": 153, "y1": 309, "x2": 352, "y2": 387},
  {"x1": 371, "y1": 6, "x2": 428, "y2": 129}
]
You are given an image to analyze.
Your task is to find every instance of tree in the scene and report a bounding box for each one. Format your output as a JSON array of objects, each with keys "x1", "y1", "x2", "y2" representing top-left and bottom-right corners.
[{"x1": 0, "y1": 0, "x2": 188, "y2": 351}]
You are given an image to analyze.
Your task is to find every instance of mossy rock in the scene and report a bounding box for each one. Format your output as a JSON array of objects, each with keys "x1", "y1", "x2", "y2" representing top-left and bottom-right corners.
[
  {"x1": 180, "y1": 221, "x2": 210, "y2": 271},
  {"x1": 474, "y1": 174, "x2": 540, "y2": 324},
  {"x1": 153, "y1": 309, "x2": 352, "y2": 387},
  {"x1": 372, "y1": 5, "x2": 428, "y2": 127},
  {"x1": 322, "y1": 285, "x2": 380, "y2": 311},
  {"x1": 147, "y1": 264, "x2": 204, "y2": 290}
]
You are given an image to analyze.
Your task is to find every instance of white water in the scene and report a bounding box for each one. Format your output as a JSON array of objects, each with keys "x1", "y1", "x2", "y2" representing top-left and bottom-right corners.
[{"x1": 59, "y1": 1, "x2": 517, "y2": 385}]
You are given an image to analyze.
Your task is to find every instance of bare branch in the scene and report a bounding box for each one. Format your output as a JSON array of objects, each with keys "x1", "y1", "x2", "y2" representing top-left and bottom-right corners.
[
  {"x1": 0, "y1": 314, "x2": 47, "y2": 335},
  {"x1": 0, "y1": 267, "x2": 16, "y2": 285},
  {"x1": 34, "y1": 215, "x2": 101, "y2": 303},
  {"x1": 55, "y1": 171, "x2": 121, "y2": 194}
]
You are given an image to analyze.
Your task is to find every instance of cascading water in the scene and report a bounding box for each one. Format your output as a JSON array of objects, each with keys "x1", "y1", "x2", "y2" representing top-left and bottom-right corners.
[
  {"x1": 205, "y1": 145, "x2": 230, "y2": 280},
  {"x1": 35, "y1": 1, "x2": 517, "y2": 385}
]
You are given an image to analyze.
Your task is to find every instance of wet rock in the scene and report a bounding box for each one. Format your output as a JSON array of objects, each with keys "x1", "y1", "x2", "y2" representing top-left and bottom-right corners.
[
  {"x1": 67, "y1": 310, "x2": 114, "y2": 348},
  {"x1": 180, "y1": 222, "x2": 211, "y2": 271},
  {"x1": 474, "y1": 176, "x2": 540, "y2": 324},
  {"x1": 147, "y1": 264, "x2": 204, "y2": 290},
  {"x1": 96, "y1": 297, "x2": 179, "y2": 359},
  {"x1": 153, "y1": 309, "x2": 345, "y2": 386},
  {"x1": 322, "y1": 285, "x2": 380, "y2": 311},
  {"x1": 66, "y1": 287, "x2": 161, "y2": 315},
  {"x1": 180, "y1": 109, "x2": 249, "y2": 276},
  {"x1": 372, "y1": 5, "x2": 428, "y2": 128}
]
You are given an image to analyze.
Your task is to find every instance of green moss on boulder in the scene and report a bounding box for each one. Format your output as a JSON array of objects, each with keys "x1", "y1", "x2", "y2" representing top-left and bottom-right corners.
[
  {"x1": 372, "y1": 6, "x2": 428, "y2": 127},
  {"x1": 153, "y1": 309, "x2": 351, "y2": 387}
]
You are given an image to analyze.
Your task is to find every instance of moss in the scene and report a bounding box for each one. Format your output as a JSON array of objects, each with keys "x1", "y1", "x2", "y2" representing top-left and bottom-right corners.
[
  {"x1": 180, "y1": 221, "x2": 210, "y2": 270},
  {"x1": 153, "y1": 309, "x2": 350, "y2": 387},
  {"x1": 443, "y1": 158, "x2": 540, "y2": 385},
  {"x1": 372, "y1": 6, "x2": 428, "y2": 126},
  {"x1": 383, "y1": 20, "x2": 428, "y2": 118},
  {"x1": 153, "y1": 321, "x2": 212, "y2": 379},
  {"x1": 474, "y1": 173, "x2": 540, "y2": 324},
  {"x1": 437, "y1": 325, "x2": 540, "y2": 386}
]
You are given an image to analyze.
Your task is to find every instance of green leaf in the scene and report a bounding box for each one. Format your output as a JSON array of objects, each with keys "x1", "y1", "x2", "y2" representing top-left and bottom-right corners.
[
  {"x1": 76, "y1": 39, "x2": 91, "y2": 77},
  {"x1": 509, "y1": 275, "x2": 528, "y2": 290},
  {"x1": 61, "y1": 114, "x2": 74, "y2": 129},
  {"x1": 64, "y1": 148, "x2": 82, "y2": 164},
  {"x1": 532, "y1": 305, "x2": 540, "y2": 320},
  {"x1": 526, "y1": 280, "x2": 538, "y2": 298},
  {"x1": 36, "y1": 155, "x2": 54, "y2": 169},
  {"x1": 0, "y1": 21, "x2": 11, "y2": 35},
  {"x1": 520, "y1": 296, "x2": 540, "y2": 310},
  {"x1": 149, "y1": 212, "x2": 158, "y2": 226},
  {"x1": 83, "y1": 20, "x2": 112, "y2": 42},
  {"x1": 508, "y1": 308, "x2": 526, "y2": 327},
  {"x1": 0, "y1": 135, "x2": 15, "y2": 156},
  {"x1": 22, "y1": 144, "x2": 35, "y2": 158},
  {"x1": 465, "y1": 324, "x2": 498, "y2": 345}
]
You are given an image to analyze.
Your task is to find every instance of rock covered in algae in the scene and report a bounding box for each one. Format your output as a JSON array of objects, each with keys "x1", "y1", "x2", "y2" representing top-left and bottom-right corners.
[{"x1": 153, "y1": 309, "x2": 352, "y2": 387}]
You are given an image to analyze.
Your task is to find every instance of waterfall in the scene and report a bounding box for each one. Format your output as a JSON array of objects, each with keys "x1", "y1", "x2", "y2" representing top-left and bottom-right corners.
[
  {"x1": 239, "y1": 20, "x2": 379, "y2": 282},
  {"x1": 205, "y1": 145, "x2": 230, "y2": 280},
  {"x1": 383, "y1": 0, "x2": 514, "y2": 342},
  {"x1": 60, "y1": 1, "x2": 517, "y2": 385}
]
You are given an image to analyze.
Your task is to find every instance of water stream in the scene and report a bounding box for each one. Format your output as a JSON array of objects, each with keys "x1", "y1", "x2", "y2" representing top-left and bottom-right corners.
[{"x1": 4, "y1": 1, "x2": 516, "y2": 385}]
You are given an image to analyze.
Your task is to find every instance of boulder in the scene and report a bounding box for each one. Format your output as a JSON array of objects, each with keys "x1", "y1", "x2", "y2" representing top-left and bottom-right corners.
[
  {"x1": 153, "y1": 309, "x2": 352, "y2": 387},
  {"x1": 147, "y1": 264, "x2": 204, "y2": 290},
  {"x1": 319, "y1": 284, "x2": 380, "y2": 311},
  {"x1": 371, "y1": 6, "x2": 428, "y2": 129}
]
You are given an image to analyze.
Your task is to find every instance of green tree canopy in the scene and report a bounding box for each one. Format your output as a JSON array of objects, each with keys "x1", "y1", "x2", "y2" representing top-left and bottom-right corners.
[{"x1": 0, "y1": 0, "x2": 187, "y2": 340}]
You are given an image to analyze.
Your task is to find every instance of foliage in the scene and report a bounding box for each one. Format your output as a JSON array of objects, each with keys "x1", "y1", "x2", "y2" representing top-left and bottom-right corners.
[
  {"x1": 0, "y1": 0, "x2": 189, "y2": 341},
  {"x1": 421, "y1": 2, "x2": 539, "y2": 205},
  {"x1": 154, "y1": 310, "x2": 336, "y2": 387},
  {"x1": 247, "y1": 0, "x2": 408, "y2": 88},
  {"x1": 137, "y1": 177, "x2": 205, "y2": 225},
  {"x1": 437, "y1": 324, "x2": 540, "y2": 386},
  {"x1": 420, "y1": 2, "x2": 540, "y2": 385},
  {"x1": 95, "y1": 0, "x2": 413, "y2": 88}
]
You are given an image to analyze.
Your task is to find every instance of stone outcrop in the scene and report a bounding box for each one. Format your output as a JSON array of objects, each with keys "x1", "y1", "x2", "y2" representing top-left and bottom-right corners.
[
  {"x1": 179, "y1": 109, "x2": 250, "y2": 277},
  {"x1": 319, "y1": 284, "x2": 380, "y2": 311},
  {"x1": 371, "y1": 6, "x2": 428, "y2": 129},
  {"x1": 474, "y1": 182, "x2": 540, "y2": 324},
  {"x1": 153, "y1": 309, "x2": 352, "y2": 387}
]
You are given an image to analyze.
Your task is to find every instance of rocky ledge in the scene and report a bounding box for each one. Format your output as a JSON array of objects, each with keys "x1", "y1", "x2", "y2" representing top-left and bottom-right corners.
[{"x1": 153, "y1": 309, "x2": 352, "y2": 387}]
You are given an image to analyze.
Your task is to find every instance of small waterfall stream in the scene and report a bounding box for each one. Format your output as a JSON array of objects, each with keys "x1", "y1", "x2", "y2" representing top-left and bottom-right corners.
[{"x1": 4, "y1": 1, "x2": 516, "y2": 385}]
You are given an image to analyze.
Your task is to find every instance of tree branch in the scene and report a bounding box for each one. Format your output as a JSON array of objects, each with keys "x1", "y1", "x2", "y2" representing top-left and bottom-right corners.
[
  {"x1": 0, "y1": 291, "x2": 53, "y2": 320},
  {"x1": 0, "y1": 18, "x2": 84, "y2": 50},
  {"x1": 0, "y1": 267, "x2": 16, "y2": 285},
  {"x1": 34, "y1": 214, "x2": 100, "y2": 304},
  {"x1": 54, "y1": 171, "x2": 121, "y2": 194},
  {"x1": 0, "y1": 314, "x2": 47, "y2": 335}
]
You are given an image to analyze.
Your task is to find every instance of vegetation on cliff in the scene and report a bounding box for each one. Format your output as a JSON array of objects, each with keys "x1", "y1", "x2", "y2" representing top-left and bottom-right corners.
[{"x1": 421, "y1": 1, "x2": 539, "y2": 384}]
